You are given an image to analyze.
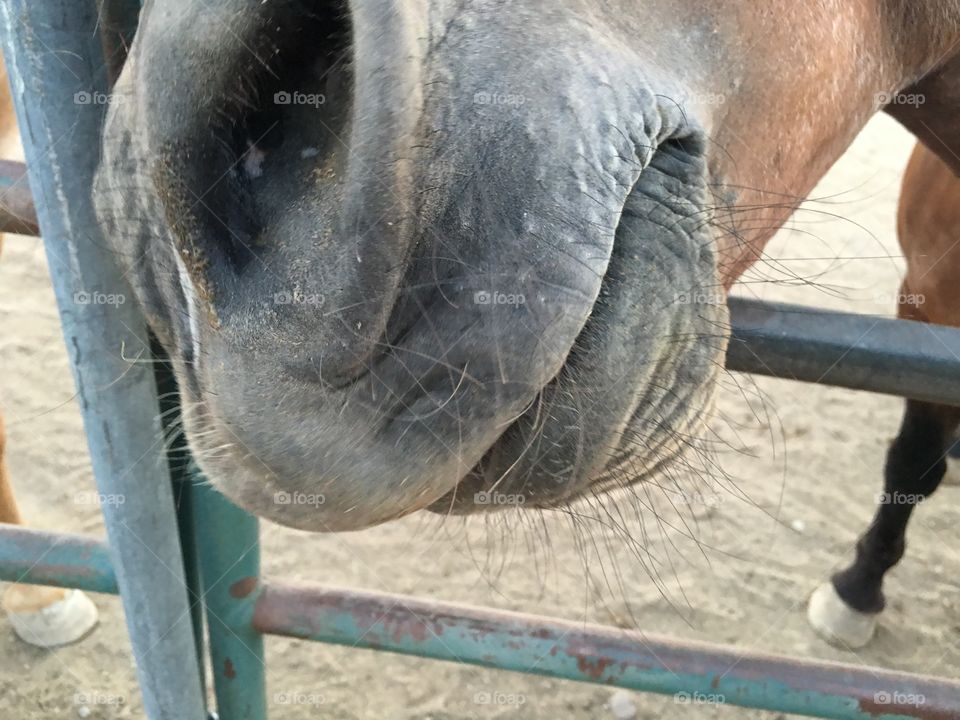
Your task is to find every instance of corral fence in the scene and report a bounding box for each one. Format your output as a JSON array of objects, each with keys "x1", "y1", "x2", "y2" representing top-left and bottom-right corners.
[{"x1": 0, "y1": 2, "x2": 958, "y2": 719}]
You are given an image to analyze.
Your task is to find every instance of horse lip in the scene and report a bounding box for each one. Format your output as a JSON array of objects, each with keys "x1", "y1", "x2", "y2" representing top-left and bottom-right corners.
[
  {"x1": 430, "y1": 248, "x2": 626, "y2": 508},
  {"x1": 428, "y1": 137, "x2": 723, "y2": 515}
]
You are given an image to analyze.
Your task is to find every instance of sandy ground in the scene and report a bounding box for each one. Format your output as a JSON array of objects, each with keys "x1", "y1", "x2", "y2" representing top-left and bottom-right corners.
[{"x1": 1, "y1": 114, "x2": 959, "y2": 720}]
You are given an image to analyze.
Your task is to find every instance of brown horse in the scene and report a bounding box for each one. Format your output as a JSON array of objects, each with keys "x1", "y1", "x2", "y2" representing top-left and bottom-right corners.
[
  {"x1": 79, "y1": 0, "x2": 960, "y2": 649},
  {"x1": 807, "y1": 138, "x2": 960, "y2": 646},
  {"x1": 0, "y1": 59, "x2": 98, "y2": 647}
]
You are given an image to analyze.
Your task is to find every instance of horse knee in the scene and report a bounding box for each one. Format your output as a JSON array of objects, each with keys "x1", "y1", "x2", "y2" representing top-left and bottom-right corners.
[
  {"x1": 886, "y1": 439, "x2": 944, "y2": 498},
  {"x1": 884, "y1": 401, "x2": 957, "y2": 499}
]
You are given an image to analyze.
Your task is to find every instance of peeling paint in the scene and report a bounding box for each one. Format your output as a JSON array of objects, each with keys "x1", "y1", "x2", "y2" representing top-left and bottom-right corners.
[
  {"x1": 577, "y1": 656, "x2": 615, "y2": 680},
  {"x1": 229, "y1": 576, "x2": 258, "y2": 599},
  {"x1": 253, "y1": 582, "x2": 960, "y2": 719}
]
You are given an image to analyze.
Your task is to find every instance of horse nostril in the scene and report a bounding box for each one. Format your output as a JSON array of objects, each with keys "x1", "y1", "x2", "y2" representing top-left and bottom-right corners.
[
  {"x1": 137, "y1": 0, "x2": 427, "y2": 381},
  {"x1": 232, "y1": 0, "x2": 351, "y2": 170},
  {"x1": 239, "y1": 112, "x2": 285, "y2": 157},
  {"x1": 140, "y1": 0, "x2": 353, "y2": 303}
]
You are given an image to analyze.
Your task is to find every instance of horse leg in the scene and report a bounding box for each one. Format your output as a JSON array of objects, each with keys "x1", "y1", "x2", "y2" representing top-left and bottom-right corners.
[
  {"x1": 808, "y1": 142, "x2": 960, "y2": 647},
  {"x1": 0, "y1": 396, "x2": 99, "y2": 647},
  {"x1": 808, "y1": 400, "x2": 959, "y2": 647}
]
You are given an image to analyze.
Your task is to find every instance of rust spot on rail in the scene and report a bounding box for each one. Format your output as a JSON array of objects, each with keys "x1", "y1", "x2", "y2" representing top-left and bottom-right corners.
[
  {"x1": 577, "y1": 656, "x2": 614, "y2": 680},
  {"x1": 229, "y1": 576, "x2": 258, "y2": 599}
]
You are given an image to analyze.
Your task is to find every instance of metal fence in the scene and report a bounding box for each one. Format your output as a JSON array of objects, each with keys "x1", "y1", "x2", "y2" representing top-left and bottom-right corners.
[{"x1": 0, "y1": 2, "x2": 958, "y2": 719}]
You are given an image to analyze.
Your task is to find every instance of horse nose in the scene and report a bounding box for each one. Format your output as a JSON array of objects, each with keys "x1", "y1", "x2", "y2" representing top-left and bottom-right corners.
[
  {"x1": 134, "y1": 0, "x2": 428, "y2": 382},
  {"x1": 315, "y1": 1, "x2": 429, "y2": 381}
]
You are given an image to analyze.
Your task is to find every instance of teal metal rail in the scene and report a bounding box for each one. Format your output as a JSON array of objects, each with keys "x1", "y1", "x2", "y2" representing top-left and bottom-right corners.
[{"x1": 0, "y1": 527, "x2": 116, "y2": 595}]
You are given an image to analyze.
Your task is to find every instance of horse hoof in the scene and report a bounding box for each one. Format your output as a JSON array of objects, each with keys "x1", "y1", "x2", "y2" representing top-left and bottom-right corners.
[
  {"x1": 944, "y1": 452, "x2": 960, "y2": 486},
  {"x1": 807, "y1": 582, "x2": 878, "y2": 648},
  {"x1": 3, "y1": 586, "x2": 99, "y2": 647}
]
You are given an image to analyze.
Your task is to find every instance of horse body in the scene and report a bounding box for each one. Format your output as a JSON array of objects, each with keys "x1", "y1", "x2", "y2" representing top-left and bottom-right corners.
[{"x1": 808, "y1": 140, "x2": 960, "y2": 646}]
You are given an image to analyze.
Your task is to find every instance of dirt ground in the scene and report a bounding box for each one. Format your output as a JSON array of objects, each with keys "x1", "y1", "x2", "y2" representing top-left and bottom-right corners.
[{"x1": 1, "y1": 114, "x2": 959, "y2": 719}]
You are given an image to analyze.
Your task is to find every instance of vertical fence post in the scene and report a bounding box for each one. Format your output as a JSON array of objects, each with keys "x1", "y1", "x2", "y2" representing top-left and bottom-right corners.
[
  {"x1": 0, "y1": 2, "x2": 207, "y2": 718},
  {"x1": 193, "y1": 478, "x2": 267, "y2": 720}
]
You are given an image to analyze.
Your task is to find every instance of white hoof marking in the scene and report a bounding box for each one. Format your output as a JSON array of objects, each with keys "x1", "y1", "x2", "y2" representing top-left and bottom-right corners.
[
  {"x1": 4, "y1": 587, "x2": 99, "y2": 648},
  {"x1": 807, "y1": 582, "x2": 878, "y2": 649}
]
